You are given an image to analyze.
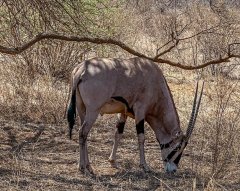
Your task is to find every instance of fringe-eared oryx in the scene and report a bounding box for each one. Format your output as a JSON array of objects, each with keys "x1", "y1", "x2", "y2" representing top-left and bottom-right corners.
[{"x1": 67, "y1": 57, "x2": 204, "y2": 174}]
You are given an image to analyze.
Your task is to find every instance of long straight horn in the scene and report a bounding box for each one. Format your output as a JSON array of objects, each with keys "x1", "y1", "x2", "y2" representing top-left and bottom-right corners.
[
  {"x1": 191, "y1": 81, "x2": 204, "y2": 129},
  {"x1": 186, "y1": 81, "x2": 204, "y2": 142},
  {"x1": 186, "y1": 82, "x2": 199, "y2": 140}
]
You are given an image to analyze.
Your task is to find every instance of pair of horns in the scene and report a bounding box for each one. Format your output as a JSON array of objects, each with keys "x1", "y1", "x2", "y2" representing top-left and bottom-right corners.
[{"x1": 185, "y1": 81, "x2": 205, "y2": 142}]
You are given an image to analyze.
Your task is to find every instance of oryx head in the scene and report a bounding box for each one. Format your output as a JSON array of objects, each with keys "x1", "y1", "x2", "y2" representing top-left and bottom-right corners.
[{"x1": 160, "y1": 81, "x2": 204, "y2": 173}]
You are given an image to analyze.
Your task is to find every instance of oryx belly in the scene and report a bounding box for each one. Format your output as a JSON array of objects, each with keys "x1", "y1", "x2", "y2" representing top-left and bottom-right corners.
[{"x1": 100, "y1": 100, "x2": 125, "y2": 114}]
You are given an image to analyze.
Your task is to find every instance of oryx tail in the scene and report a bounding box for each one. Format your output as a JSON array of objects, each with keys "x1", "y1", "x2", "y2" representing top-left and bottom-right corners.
[
  {"x1": 67, "y1": 77, "x2": 82, "y2": 139},
  {"x1": 67, "y1": 91, "x2": 76, "y2": 140}
]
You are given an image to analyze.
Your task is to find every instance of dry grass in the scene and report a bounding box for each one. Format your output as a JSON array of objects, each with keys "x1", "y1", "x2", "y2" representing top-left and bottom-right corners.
[
  {"x1": 0, "y1": 65, "x2": 239, "y2": 190},
  {"x1": 1, "y1": 1, "x2": 240, "y2": 190}
]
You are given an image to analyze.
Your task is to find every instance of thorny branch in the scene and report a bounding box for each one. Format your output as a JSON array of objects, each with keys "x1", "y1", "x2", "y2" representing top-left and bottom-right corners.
[{"x1": 0, "y1": 33, "x2": 239, "y2": 70}]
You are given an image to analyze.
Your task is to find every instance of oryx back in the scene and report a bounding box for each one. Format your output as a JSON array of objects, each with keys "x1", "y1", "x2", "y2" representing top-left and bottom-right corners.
[{"x1": 74, "y1": 57, "x2": 165, "y2": 116}]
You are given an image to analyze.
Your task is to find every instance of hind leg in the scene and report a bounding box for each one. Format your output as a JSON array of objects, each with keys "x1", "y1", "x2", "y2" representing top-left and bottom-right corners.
[
  {"x1": 79, "y1": 109, "x2": 98, "y2": 174},
  {"x1": 76, "y1": 89, "x2": 85, "y2": 126},
  {"x1": 109, "y1": 113, "x2": 127, "y2": 168},
  {"x1": 76, "y1": 90, "x2": 93, "y2": 173}
]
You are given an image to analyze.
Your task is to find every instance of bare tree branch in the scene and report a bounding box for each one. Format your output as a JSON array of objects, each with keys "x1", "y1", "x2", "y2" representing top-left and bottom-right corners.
[
  {"x1": 0, "y1": 33, "x2": 239, "y2": 70},
  {"x1": 154, "y1": 39, "x2": 179, "y2": 59},
  {"x1": 155, "y1": 23, "x2": 224, "y2": 60}
]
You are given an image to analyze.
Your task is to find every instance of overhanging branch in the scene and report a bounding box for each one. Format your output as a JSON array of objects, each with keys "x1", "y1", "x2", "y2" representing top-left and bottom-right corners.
[{"x1": 0, "y1": 33, "x2": 239, "y2": 70}]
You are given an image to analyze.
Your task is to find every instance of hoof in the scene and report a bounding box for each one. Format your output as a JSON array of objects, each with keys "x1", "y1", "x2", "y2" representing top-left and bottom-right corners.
[
  {"x1": 79, "y1": 165, "x2": 95, "y2": 176},
  {"x1": 86, "y1": 164, "x2": 94, "y2": 174},
  {"x1": 139, "y1": 164, "x2": 150, "y2": 173},
  {"x1": 108, "y1": 159, "x2": 119, "y2": 169}
]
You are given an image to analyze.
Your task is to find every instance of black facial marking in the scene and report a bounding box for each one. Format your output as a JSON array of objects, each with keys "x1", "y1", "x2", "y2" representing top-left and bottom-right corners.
[
  {"x1": 164, "y1": 143, "x2": 182, "y2": 162},
  {"x1": 164, "y1": 150, "x2": 177, "y2": 162},
  {"x1": 116, "y1": 121, "x2": 125, "y2": 134},
  {"x1": 111, "y1": 96, "x2": 134, "y2": 115},
  {"x1": 160, "y1": 140, "x2": 174, "y2": 150},
  {"x1": 136, "y1": 119, "x2": 144, "y2": 134},
  {"x1": 173, "y1": 152, "x2": 183, "y2": 166}
]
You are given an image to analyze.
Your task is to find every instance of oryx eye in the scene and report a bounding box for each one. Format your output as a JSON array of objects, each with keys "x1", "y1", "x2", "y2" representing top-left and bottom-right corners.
[{"x1": 175, "y1": 131, "x2": 182, "y2": 137}]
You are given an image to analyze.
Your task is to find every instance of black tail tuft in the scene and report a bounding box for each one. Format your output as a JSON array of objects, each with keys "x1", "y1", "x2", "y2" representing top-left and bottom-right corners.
[{"x1": 67, "y1": 92, "x2": 76, "y2": 139}]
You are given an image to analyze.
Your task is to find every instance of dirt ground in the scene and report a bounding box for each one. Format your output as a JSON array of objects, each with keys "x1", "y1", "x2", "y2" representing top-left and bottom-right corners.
[{"x1": 0, "y1": 113, "x2": 239, "y2": 191}]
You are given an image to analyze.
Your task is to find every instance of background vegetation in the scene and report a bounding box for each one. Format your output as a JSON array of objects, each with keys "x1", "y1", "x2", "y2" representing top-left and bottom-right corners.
[{"x1": 0, "y1": 0, "x2": 239, "y2": 190}]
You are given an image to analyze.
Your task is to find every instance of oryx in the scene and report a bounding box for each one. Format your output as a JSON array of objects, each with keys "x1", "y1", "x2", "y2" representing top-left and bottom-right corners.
[{"x1": 67, "y1": 57, "x2": 204, "y2": 174}]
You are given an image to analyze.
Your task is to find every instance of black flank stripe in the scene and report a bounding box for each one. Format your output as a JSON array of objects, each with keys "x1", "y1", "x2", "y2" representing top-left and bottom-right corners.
[{"x1": 111, "y1": 96, "x2": 134, "y2": 115}]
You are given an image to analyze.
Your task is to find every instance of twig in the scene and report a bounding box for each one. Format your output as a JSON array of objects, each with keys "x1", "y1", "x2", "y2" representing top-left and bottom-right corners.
[
  {"x1": 153, "y1": 176, "x2": 175, "y2": 191},
  {"x1": 212, "y1": 179, "x2": 228, "y2": 191}
]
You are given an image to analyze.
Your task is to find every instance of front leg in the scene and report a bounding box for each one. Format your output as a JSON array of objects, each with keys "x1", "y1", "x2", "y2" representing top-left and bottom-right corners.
[{"x1": 136, "y1": 119, "x2": 150, "y2": 172}]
